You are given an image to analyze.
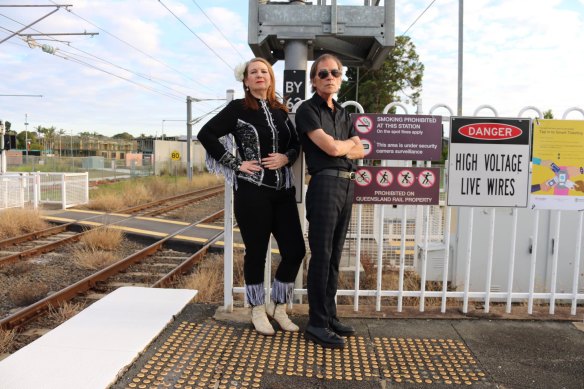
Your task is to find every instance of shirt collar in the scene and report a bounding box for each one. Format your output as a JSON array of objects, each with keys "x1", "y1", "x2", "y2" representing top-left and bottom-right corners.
[{"x1": 312, "y1": 93, "x2": 341, "y2": 111}]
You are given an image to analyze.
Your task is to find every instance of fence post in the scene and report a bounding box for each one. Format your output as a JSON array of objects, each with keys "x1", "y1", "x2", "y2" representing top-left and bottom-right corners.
[
  {"x1": 223, "y1": 89, "x2": 235, "y2": 312},
  {"x1": 33, "y1": 172, "x2": 39, "y2": 209},
  {"x1": 84, "y1": 172, "x2": 89, "y2": 205},
  {"x1": 61, "y1": 173, "x2": 67, "y2": 209}
]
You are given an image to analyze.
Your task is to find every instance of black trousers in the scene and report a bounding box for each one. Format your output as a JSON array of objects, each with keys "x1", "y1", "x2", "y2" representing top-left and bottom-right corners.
[
  {"x1": 305, "y1": 175, "x2": 354, "y2": 327},
  {"x1": 234, "y1": 179, "x2": 306, "y2": 286}
]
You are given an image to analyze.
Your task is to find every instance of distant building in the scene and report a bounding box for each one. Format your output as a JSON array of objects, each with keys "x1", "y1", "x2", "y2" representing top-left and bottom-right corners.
[{"x1": 54, "y1": 135, "x2": 137, "y2": 159}]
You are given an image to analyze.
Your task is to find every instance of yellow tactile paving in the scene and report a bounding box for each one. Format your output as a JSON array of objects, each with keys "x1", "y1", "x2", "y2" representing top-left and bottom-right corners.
[{"x1": 125, "y1": 321, "x2": 488, "y2": 388}]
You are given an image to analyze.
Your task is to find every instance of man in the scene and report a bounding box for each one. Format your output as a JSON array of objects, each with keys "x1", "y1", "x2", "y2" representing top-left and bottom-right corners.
[{"x1": 295, "y1": 54, "x2": 365, "y2": 349}]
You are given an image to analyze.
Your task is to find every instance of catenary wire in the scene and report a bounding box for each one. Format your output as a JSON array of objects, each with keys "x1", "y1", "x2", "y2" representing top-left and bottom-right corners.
[
  {"x1": 48, "y1": 0, "x2": 218, "y2": 95},
  {"x1": 158, "y1": 0, "x2": 234, "y2": 72},
  {"x1": 1, "y1": 13, "x2": 217, "y2": 108},
  {"x1": 191, "y1": 0, "x2": 246, "y2": 61},
  {"x1": 401, "y1": 0, "x2": 438, "y2": 36}
]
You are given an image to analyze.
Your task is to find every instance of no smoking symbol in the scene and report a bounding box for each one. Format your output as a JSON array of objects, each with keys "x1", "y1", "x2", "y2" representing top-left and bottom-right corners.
[
  {"x1": 354, "y1": 116, "x2": 373, "y2": 134},
  {"x1": 418, "y1": 170, "x2": 435, "y2": 188}
]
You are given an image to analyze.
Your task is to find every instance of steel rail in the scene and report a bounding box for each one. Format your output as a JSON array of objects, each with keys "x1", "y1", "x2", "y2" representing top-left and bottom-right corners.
[
  {"x1": 141, "y1": 187, "x2": 223, "y2": 217},
  {"x1": 120, "y1": 185, "x2": 223, "y2": 214},
  {"x1": 0, "y1": 224, "x2": 70, "y2": 249},
  {"x1": 152, "y1": 210, "x2": 225, "y2": 288},
  {"x1": 0, "y1": 211, "x2": 225, "y2": 330},
  {"x1": 0, "y1": 185, "x2": 223, "y2": 250},
  {"x1": 0, "y1": 187, "x2": 224, "y2": 268}
]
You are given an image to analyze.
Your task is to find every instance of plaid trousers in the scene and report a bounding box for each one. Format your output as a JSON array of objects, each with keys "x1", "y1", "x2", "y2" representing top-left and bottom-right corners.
[{"x1": 305, "y1": 175, "x2": 354, "y2": 327}]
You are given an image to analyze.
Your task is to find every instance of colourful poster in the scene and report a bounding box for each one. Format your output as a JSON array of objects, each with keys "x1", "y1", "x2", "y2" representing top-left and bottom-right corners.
[{"x1": 530, "y1": 119, "x2": 584, "y2": 211}]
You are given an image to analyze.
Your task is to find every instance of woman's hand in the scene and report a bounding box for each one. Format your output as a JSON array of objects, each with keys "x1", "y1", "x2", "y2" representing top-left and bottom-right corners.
[
  {"x1": 239, "y1": 160, "x2": 262, "y2": 174},
  {"x1": 262, "y1": 153, "x2": 289, "y2": 170}
]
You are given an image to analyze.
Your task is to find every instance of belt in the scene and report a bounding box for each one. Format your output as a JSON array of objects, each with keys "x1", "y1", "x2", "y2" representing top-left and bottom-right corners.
[{"x1": 314, "y1": 169, "x2": 356, "y2": 180}]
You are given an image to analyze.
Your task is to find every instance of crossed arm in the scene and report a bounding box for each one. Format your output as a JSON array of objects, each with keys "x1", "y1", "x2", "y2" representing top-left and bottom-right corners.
[{"x1": 307, "y1": 128, "x2": 365, "y2": 159}]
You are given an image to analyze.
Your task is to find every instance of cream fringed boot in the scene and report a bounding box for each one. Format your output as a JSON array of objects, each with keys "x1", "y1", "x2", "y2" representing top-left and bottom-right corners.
[
  {"x1": 267, "y1": 301, "x2": 299, "y2": 332},
  {"x1": 251, "y1": 305, "x2": 275, "y2": 336}
]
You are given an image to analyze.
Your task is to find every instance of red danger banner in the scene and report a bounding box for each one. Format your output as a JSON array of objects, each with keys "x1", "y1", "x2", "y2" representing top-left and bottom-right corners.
[{"x1": 353, "y1": 166, "x2": 441, "y2": 205}]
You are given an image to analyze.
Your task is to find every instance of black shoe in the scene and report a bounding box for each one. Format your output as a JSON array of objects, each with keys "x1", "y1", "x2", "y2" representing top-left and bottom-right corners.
[
  {"x1": 329, "y1": 317, "x2": 355, "y2": 336},
  {"x1": 305, "y1": 325, "x2": 346, "y2": 349}
]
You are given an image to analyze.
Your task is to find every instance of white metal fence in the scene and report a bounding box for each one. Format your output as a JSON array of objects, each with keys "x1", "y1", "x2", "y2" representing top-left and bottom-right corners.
[
  {"x1": 0, "y1": 172, "x2": 89, "y2": 210},
  {"x1": 223, "y1": 102, "x2": 584, "y2": 318}
]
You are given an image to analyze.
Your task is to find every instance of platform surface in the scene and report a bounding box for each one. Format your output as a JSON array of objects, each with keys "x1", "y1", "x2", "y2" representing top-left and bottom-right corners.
[
  {"x1": 0, "y1": 287, "x2": 197, "y2": 389},
  {"x1": 111, "y1": 304, "x2": 584, "y2": 389}
]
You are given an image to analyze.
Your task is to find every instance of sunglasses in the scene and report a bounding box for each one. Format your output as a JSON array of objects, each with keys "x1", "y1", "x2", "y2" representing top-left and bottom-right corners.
[{"x1": 317, "y1": 68, "x2": 342, "y2": 79}]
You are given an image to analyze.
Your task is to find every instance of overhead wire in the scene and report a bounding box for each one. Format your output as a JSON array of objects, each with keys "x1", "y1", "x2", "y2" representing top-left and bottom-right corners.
[
  {"x1": 401, "y1": 0, "x2": 438, "y2": 36},
  {"x1": 1, "y1": 13, "x2": 215, "y2": 109},
  {"x1": 191, "y1": 0, "x2": 246, "y2": 61},
  {"x1": 338, "y1": 1, "x2": 437, "y2": 102},
  {"x1": 47, "y1": 0, "x2": 219, "y2": 96},
  {"x1": 158, "y1": 0, "x2": 235, "y2": 72}
]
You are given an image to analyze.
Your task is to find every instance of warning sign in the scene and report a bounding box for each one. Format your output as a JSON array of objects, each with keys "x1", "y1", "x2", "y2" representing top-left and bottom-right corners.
[
  {"x1": 354, "y1": 167, "x2": 440, "y2": 205},
  {"x1": 350, "y1": 113, "x2": 443, "y2": 161},
  {"x1": 447, "y1": 117, "x2": 531, "y2": 207}
]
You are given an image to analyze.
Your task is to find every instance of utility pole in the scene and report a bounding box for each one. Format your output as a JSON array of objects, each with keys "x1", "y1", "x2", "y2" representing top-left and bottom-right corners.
[
  {"x1": 457, "y1": 0, "x2": 464, "y2": 116},
  {"x1": 24, "y1": 113, "x2": 29, "y2": 159},
  {"x1": 0, "y1": 120, "x2": 6, "y2": 174}
]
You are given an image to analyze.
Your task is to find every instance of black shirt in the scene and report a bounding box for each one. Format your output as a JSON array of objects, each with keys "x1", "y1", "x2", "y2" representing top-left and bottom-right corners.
[
  {"x1": 295, "y1": 93, "x2": 357, "y2": 175},
  {"x1": 198, "y1": 99, "x2": 300, "y2": 190}
]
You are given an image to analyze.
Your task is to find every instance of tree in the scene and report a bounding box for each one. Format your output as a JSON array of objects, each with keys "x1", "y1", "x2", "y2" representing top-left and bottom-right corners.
[
  {"x1": 543, "y1": 109, "x2": 554, "y2": 119},
  {"x1": 339, "y1": 35, "x2": 424, "y2": 113},
  {"x1": 113, "y1": 132, "x2": 134, "y2": 140}
]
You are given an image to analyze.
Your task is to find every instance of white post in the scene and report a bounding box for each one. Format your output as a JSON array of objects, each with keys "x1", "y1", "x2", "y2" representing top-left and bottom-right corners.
[
  {"x1": 61, "y1": 173, "x2": 66, "y2": 209},
  {"x1": 528, "y1": 210, "x2": 540, "y2": 314},
  {"x1": 223, "y1": 89, "x2": 235, "y2": 312},
  {"x1": 505, "y1": 208, "x2": 519, "y2": 313},
  {"x1": 549, "y1": 211, "x2": 561, "y2": 314},
  {"x1": 33, "y1": 173, "x2": 39, "y2": 209},
  {"x1": 571, "y1": 212, "x2": 583, "y2": 315},
  {"x1": 84, "y1": 172, "x2": 89, "y2": 204},
  {"x1": 376, "y1": 202, "x2": 384, "y2": 311},
  {"x1": 483, "y1": 208, "x2": 496, "y2": 313},
  {"x1": 354, "y1": 159, "x2": 363, "y2": 312},
  {"x1": 397, "y1": 205, "x2": 407, "y2": 312},
  {"x1": 419, "y1": 205, "x2": 430, "y2": 312},
  {"x1": 462, "y1": 208, "x2": 474, "y2": 313},
  {"x1": 441, "y1": 206, "x2": 452, "y2": 313}
]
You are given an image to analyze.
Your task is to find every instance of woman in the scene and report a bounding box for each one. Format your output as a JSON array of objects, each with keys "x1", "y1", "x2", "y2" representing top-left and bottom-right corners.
[{"x1": 198, "y1": 57, "x2": 306, "y2": 336}]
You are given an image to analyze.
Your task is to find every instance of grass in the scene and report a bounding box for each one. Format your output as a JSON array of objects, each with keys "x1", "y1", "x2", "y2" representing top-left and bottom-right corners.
[
  {"x1": 179, "y1": 251, "x2": 244, "y2": 303},
  {"x1": 7, "y1": 279, "x2": 49, "y2": 307},
  {"x1": 48, "y1": 301, "x2": 85, "y2": 322},
  {"x1": 72, "y1": 247, "x2": 119, "y2": 270},
  {"x1": 87, "y1": 173, "x2": 223, "y2": 212},
  {"x1": 80, "y1": 226, "x2": 123, "y2": 251},
  {"x1": 0, "y1": 329, "x2": 16, "y2": 354},
  {"x1": 0, "y1": 208, "x2": 48, "y2": 239}
]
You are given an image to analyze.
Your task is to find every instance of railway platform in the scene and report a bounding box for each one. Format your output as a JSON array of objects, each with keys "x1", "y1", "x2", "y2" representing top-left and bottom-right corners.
[
  {"x1": 1, "y1": 286, "x2": 583, "y2": 389},
  {"x1": 42, "y1": 208, "x2": 246, "y2": 249}
]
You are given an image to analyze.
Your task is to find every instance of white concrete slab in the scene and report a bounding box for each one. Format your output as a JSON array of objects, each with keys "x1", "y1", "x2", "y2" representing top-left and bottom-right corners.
[{"x1": 0, "y1": 286, "x2": 197, "y2": 389}]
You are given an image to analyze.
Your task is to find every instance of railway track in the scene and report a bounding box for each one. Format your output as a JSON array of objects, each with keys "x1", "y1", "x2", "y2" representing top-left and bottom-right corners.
[
  {"x1": 0, "y1": 209, "x2": 225, "y2": 331},
  {"x1": 0, "y1": 185, "x2": 224, "y2": 268}
]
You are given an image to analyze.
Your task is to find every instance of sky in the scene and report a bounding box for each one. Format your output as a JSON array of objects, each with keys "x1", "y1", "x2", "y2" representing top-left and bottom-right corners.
[{"x1": 1, "y1": 0, "x2": 584, "y2": 139}]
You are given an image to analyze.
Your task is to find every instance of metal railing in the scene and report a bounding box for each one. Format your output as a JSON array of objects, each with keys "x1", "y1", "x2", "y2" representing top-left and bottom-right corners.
[
  {"x1": 0, "y1": 172, "x2": 89, "y2": 210},
  {"x1": 223, "y1": 103, "x2": 584, "y2": 318}
]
